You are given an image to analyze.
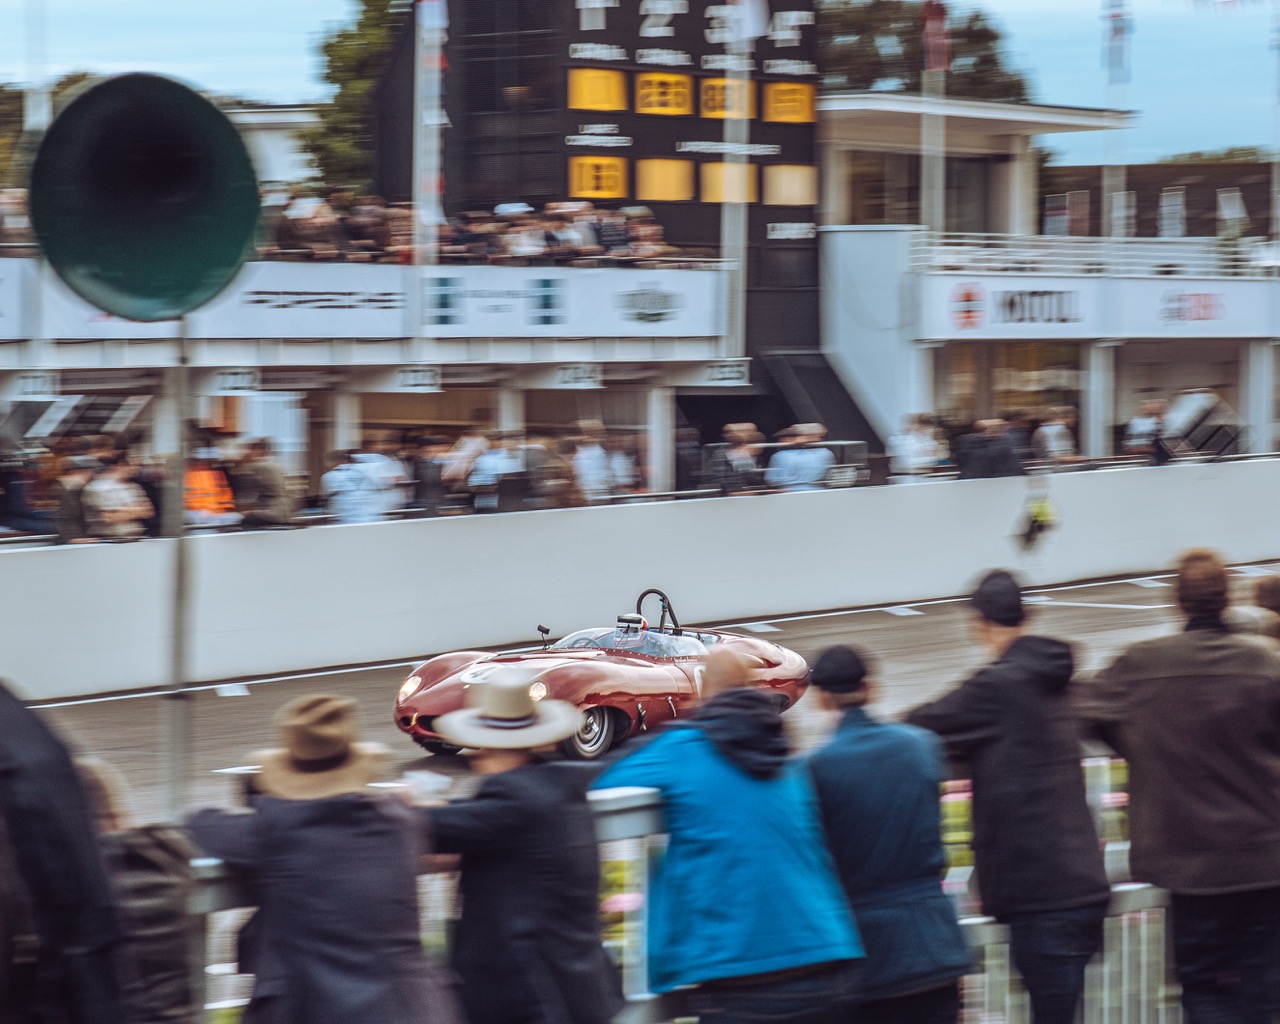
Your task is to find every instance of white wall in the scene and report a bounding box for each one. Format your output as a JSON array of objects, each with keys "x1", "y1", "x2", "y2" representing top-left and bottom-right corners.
[
  {"x1": 5, "y1": 460, "x2": 1280, "y2": 701},
  {"x1": 821, "y1": 225, "x2": 919, "y2": 440}
]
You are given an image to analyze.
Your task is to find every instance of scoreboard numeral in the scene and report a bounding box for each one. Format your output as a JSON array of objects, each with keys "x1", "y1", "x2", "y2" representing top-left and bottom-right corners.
[
  {"x1": 577, "y1": 0, "x2": 619, "y2": 32},
  {"x1": 704, "y1": 5, "x2": 737, "y2": 46},
  {"x1": 767, "y1": 9, "x2": 814, "y2": 47},
  {"x1": 639, "y1": 0, "x2": 689, "y2": 37}
]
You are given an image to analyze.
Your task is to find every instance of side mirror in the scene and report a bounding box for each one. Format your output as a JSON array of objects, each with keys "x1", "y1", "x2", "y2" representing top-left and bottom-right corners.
[{"x1": 538, "y1": 624, "x2": 551, "y2": 650}]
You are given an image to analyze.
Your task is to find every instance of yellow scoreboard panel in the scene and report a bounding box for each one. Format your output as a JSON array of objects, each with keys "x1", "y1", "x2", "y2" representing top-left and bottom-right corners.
[
  {"x1": 568, "y1": 156, "x2": 629, "y2": 200},
  {"x1": 635, "y1": 73, "x2": 694, "y2": 116}
]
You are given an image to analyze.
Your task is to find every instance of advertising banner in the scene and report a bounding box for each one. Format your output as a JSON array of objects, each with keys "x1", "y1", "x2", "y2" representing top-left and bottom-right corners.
[
  {"x1": 420, "y1": 265, "x2": 724, "y2": 338},
  {"x1": 1116, "y1": 279, "x2": 1270, "y2": 338}
]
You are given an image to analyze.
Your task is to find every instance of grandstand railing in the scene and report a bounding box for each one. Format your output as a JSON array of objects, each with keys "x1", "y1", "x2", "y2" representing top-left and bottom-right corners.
[
  {"x1": 189, "y1": 784, "x2": 1183, "y2": 1024},
  {"x1": 912, "y1": 230, "x2": 1279, "y2": 279}
]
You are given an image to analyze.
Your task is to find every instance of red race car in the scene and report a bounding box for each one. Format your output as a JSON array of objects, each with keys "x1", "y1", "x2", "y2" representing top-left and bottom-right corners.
[{"x1": 395, "y1": 589, "x2": 810, "y2": 759}]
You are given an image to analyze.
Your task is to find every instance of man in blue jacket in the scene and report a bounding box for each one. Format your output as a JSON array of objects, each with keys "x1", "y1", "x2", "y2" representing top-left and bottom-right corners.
[
  {"x1": 594, "y1": 648, "x2": 863, "y2": 1024},
  {"x1": 807, "y1": 645, "x2": 970, "y2": 1024}
]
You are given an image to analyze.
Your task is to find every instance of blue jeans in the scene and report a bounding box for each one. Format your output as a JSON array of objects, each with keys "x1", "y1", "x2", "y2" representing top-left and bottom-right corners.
[
  {"x1": 1006, "y1": 902, "x2": 1107, "y2": 1024},
  {"x1": 688, "y1": 960, "x2": 863, "y2": 1024},
  {"x1": 856, "y1": 980, "x2": 960, "y2": 1024},
  {"x1": 1171, "y1": 886, "x2": 1280, "y2": 1024}
]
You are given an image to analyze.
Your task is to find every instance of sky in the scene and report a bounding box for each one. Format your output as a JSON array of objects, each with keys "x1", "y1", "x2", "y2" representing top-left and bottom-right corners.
[{"x1": 0, "y1": 0, "x2": 1276, "y2": 166}]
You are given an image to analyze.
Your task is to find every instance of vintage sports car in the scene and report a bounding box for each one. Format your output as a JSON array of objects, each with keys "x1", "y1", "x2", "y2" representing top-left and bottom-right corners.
[{"x1": 395, "y1": 589, "x2": 810, "y2": 759}]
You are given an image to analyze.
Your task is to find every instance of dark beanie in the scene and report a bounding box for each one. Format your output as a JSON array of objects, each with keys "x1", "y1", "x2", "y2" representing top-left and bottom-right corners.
[
  {"x1": 970, "y1": 569, "x2": 1025, "y2": 626},
  {"x1": 810, "y1": 645, "x2": 871, "y2": 693}
]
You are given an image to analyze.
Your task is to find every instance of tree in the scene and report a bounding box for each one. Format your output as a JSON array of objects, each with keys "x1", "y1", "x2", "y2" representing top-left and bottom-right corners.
[
  {"x1": 1160, "y1": 145, "x2": 1273, "y2": 164},
  {"x1": 0, "y1": 72, "x2": 95, "y2": 187},
  {"x1": 819, "y1": 0, "x2": 1031, "y2": 102},
  {"x1": 306, "y1": 0, "x2": 413, "y2": 191}
]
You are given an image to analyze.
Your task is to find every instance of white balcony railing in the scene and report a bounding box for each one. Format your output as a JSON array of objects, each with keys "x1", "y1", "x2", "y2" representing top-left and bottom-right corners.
[{"x1": 913, "y1": 231, "x2": 1280, "y2": 279}]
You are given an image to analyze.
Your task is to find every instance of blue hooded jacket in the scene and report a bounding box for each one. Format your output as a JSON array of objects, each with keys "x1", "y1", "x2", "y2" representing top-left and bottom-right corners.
[{"x1": 594, "y1": 689, "x2": 863, "y2": 992}]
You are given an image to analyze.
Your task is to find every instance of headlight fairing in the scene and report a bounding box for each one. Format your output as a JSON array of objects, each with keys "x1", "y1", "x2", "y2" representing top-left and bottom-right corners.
[{"x1": 398, "y1": 676, "x2": 422, "y2": 703}]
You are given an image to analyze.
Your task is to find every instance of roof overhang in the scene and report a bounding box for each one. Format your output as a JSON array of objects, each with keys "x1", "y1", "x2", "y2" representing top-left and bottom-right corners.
[{"x1": 819, "y1": 92, "x2": 1132, "y2": 153}]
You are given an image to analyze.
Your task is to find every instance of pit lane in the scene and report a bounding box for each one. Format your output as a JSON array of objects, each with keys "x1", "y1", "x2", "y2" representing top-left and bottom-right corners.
[{"x1": 35, "y1": 564, "x2": 1273, "y2": 823}]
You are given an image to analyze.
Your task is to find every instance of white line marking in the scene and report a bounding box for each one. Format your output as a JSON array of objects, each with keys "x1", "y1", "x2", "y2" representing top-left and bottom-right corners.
[
  {"x1": 739, "y1": 622, "x2": 782, "y2": 632},
  {"x1": 215, "y1": 684, "x2": 250, "y2": 698},
  {"x1": 1031, "y1": 601, "x2": 1174, "y2": 611},
  {"x1": 1130, "y1": 579, "x2": 1171, "y2": 589},
  {"x1": 885, "y1": 607, "x2": 925, "y2": 617},
  {"x1": 1233, "y1": 566, "x2": 1277, "y2": 577}
]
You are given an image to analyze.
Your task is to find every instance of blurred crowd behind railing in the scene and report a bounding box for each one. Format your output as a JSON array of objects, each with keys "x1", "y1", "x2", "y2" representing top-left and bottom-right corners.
[{"x1": 0, "y1": 186, "x2": 718, "y2": 267}]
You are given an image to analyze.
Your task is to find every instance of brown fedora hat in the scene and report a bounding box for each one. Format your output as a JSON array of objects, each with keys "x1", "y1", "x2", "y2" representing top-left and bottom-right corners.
[
  {"x1": 433, "y1": 668, "x2": 582, "y2": 750},
  {"x1": 254, "y1": 694, "x2": 386, "y2": 801}
]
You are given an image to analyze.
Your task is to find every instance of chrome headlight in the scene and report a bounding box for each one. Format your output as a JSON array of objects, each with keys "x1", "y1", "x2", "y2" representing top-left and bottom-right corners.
[
  {"x1": 398, "y1": 676, "x2": 422, "y2": 703},
  {"x1": 529, "y1": 680, "x2": 548, "y2": 702}
]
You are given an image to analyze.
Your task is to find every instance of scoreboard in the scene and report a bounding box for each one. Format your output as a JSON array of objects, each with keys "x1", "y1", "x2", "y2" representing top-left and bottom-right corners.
[{"x1": 558, "y1": 0, "x2": 819, "y2": 244}]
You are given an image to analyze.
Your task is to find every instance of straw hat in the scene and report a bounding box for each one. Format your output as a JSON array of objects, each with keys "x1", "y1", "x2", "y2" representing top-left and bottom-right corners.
[
  {"x1": 254, "y1": 694, "x2": 387, "y2": 800},
  {"x1": 432, "y1": 668, "x2": 583, "y2": 750}
]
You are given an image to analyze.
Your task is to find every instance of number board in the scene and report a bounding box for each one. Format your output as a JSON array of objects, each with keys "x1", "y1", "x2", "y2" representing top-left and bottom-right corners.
[{"x1": 567, "y1": 0, "x2": 817, "y2": 79}]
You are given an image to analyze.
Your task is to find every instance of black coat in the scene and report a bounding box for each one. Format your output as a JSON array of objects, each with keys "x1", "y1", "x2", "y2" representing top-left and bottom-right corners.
[
  {"x1": 905, "y1": 637, "x2": 1110, "y2": 920},
  {"x1": 0, "y1": 682, "x2": 123, "y2": 1024},
  {"x1": 807, "y1": 708, "x2": 970, "y2": 1000},
  {"x1": 427, "y1": 762, "x2": 624, "y2": 1024},
  {"x1": 188, "y1": 795, "x2": 461, "y2": 1024},
  {"x1": 956, "y1": 435, "x2": 1025, "y2": 480}
]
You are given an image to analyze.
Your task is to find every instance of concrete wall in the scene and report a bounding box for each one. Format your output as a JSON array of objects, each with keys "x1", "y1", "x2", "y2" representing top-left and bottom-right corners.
[{"x1": 6, "y1": 459, "x2": 1280, "y2": 701}]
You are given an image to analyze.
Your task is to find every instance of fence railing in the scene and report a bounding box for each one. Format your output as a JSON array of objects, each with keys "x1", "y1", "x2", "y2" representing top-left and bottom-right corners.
[
  {"x1": 912, "y1": 231, "x2": 1278, "y2": 279},
  {"x1": 189, "y1": 784, "x2": 1183, "y2": 1024}
]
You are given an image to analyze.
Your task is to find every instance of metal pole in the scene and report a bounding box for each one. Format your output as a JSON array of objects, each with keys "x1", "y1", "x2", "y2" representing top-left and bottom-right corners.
[
  {"x1": 921, "y1": 69, "x2": 946, "y2": 233},
  {"x1": 719, "y1": 38, "x2": 750, "y2": 359},
  {"x1": 1271, "y1": 0, "x2": 1280, "y2": 240},
  {"x1": 163, "y1": 319, "x2": 193, "y2": 820},
  {"x1": 413, "y1": 0, "x2": 447, "y2": 271}
]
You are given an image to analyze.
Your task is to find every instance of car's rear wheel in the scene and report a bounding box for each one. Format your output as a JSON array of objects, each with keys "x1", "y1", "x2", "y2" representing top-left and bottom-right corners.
[
  {"x1": 561, "y1": 706, "x2": 617, "y2": 760},
  {"x1": 415, "y1": 737, "x2": 463, "y2": 757}
]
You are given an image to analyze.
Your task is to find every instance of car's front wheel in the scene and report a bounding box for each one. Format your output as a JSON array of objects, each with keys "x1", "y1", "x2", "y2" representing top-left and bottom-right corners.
[{"x1": 561, "y1": 706, "x2": 617, "y2": 760}]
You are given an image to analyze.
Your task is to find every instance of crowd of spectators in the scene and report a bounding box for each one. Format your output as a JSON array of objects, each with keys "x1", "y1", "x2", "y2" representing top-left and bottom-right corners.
[
  {"x1": 6, "y1": 552, "x2": 1280, "y2": 1023},
  {"x1": 1, "y1": 185, "x2": 697, "y2": 267}
]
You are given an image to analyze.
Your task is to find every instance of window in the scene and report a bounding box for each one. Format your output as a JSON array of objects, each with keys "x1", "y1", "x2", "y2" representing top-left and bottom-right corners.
[
  {"x1": 700, "y1": 78, "x2": 755, "y2": 119},
  {"x1": 569, "y1": 156, "x2": 629, "y2": 199},
  {"x1": 762, "y1": 82, "x2": 816, "y2": 123},
  {"x1": 636, "y1": 159, "x2": 695, "y2": 202},
  {"x1": 763, "y1": 165, "x2": 818, "y2": 206},
  {"x1": 568, "y1": 68, "x2": 628, "y2": 111},
  {"x1": 635, "y1": 73, "x2": 693, "y2": 115},
  {"x1": 701, "y1": 163, "x2": 758, "y2": 203}
]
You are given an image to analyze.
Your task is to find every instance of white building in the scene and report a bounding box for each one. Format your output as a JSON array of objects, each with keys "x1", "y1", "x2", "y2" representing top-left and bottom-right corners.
[{"x1": 818, "y1": 92, "x2": 1279, "y2": 455}]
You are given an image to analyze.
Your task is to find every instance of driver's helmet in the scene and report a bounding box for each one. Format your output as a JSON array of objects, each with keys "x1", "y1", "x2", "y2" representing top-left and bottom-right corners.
[{"x1": 613, "y1": 613, "x2": 648, "y2": 647}]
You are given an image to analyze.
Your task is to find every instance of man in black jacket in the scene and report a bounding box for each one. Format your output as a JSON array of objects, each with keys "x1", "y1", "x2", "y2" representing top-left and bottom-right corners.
[
  {"x1": 427, "y1": 672, "x2": 623, "y2": 1024},
  {"x1": 0, "y1": 680, "x2": 123, "y2": 1024},
  {"x1": 905, "y1": 571, "x2": 1109, "y2": 1024}
]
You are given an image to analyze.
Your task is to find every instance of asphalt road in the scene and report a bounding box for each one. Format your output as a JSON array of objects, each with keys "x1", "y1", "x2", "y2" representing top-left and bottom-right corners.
[{"x1": 34, "y1": 562, "x2": 1280, "y2": 823}]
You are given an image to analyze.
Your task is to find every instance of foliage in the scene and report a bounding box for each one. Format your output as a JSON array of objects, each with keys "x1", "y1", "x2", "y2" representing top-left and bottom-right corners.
[
  {"x1": 0, "y1": 72, "x2": 93, "y2": 187},
  {"x1": 305, "y1": 0, "x2": 413, "y2": 191},
  {"x1": 819, "y1": 0, "x2": 1030, "y2": 102},
  {"x1": 1159, "y1": 145, "x2": 1274, "y2": 164}
]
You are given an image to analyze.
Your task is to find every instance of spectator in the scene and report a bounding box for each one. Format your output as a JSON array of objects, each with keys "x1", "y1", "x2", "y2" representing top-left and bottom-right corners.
[
  {"x1": 674, "y1": 427, "x2": 703, "y2": 491},
  {"x1": 321, "y1": 450, "x2": 383, "y2": 525},
  {"x1": 806, "y1": 646, "x2": 970, "y2": 1024},
  {"x1": 82, "y1": 454, "x2": 154, "y2": 540},
  {"x1": 441, "y1": 426, "x2": 489, "y2": 489},
  {"x1": 594, "y1": 648, "x2": 864, "y2": 1023},
  {"x1": 524, "y1": 436, "x2": 582, "y2": 510},
  {"x1": 237, "y1": 439, "x2": 297, "y2": 529},
  {"x1": 1222, "y1": 604, "x2": 1280, "y2": 643},
  {"x1": 1123, "y1": 400, "x2": 1171, "y2": 466},
  {"x1": 188, "y1": 695, "x2": 461, "y2": 1024},
  {"x1": 1031, "y1": 407, "x2": 1083, "y2": 468},
  {"x1": 905, "y1": 570, "x2": 1109, "y2": 1024},
  {"x1": 425, "y1": 670, "x2": 624, "y2": 1024},
  {"x1": 606, "y1": 433, "x2": 640, "y2": 493},
  {"x1": 1255, "y1": 575, "x2": 1280, "y2": 617},
  {"x1": 76, "y1": 757, "x2": 198, "y2": 1024},
  {"x1": 54, "y1": 455, "x2": 100, "y2": 544},
  {"x1": 1004, "y1": 409, "x2": 1035, "y2": 464},
  {"x1": 184, "y1": 448, "x2": 242, "y2": 529},
  {"x1": 765, "y1": 423, "x2": 836, "y2": 492},
  {"x1": 410, "y1": 436, "x2": 452, "y2": 517},
  {"x1": 352, "y1": 435, "x2": 410, "y2": 516},
  {"x1": 1080, "y1": 549, "x2": 1280, "y2": 1024},
  {"x1": 572, "y1": 421, "x2": 613, "y2": 503},
  {"x1": 467, "y1": 432, "x2": 524, "y2": 513},
  {"x1": 705, "y1": 423, "x2": 763, "y2": 495},
  {"x1": 956, "y1": 420, "x2": 1025, "y2": 480},
  {"x1": 0, "y1": 679, "x2": 124, "y2": 1024},
  {"x1": 886, "y1": 414, "x2": 942, "y2": 483},
  {"x1": 275, "y1": 193, "x2": 343, "y2": 259}
]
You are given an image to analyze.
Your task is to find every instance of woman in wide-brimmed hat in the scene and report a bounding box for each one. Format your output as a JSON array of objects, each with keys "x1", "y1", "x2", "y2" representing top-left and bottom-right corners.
[
  {"x1": 188, "y1": 694, "x2": 461, "y2": 1024},
  {"x1": 424, "y1": 670, "x2": 624, "y2": 1024}
]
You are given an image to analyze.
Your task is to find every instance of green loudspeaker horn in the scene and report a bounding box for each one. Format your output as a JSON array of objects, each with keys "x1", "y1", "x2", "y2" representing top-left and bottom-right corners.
[{"x1": 28, "y1": 73, "x2": 260, "y2": 322}]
